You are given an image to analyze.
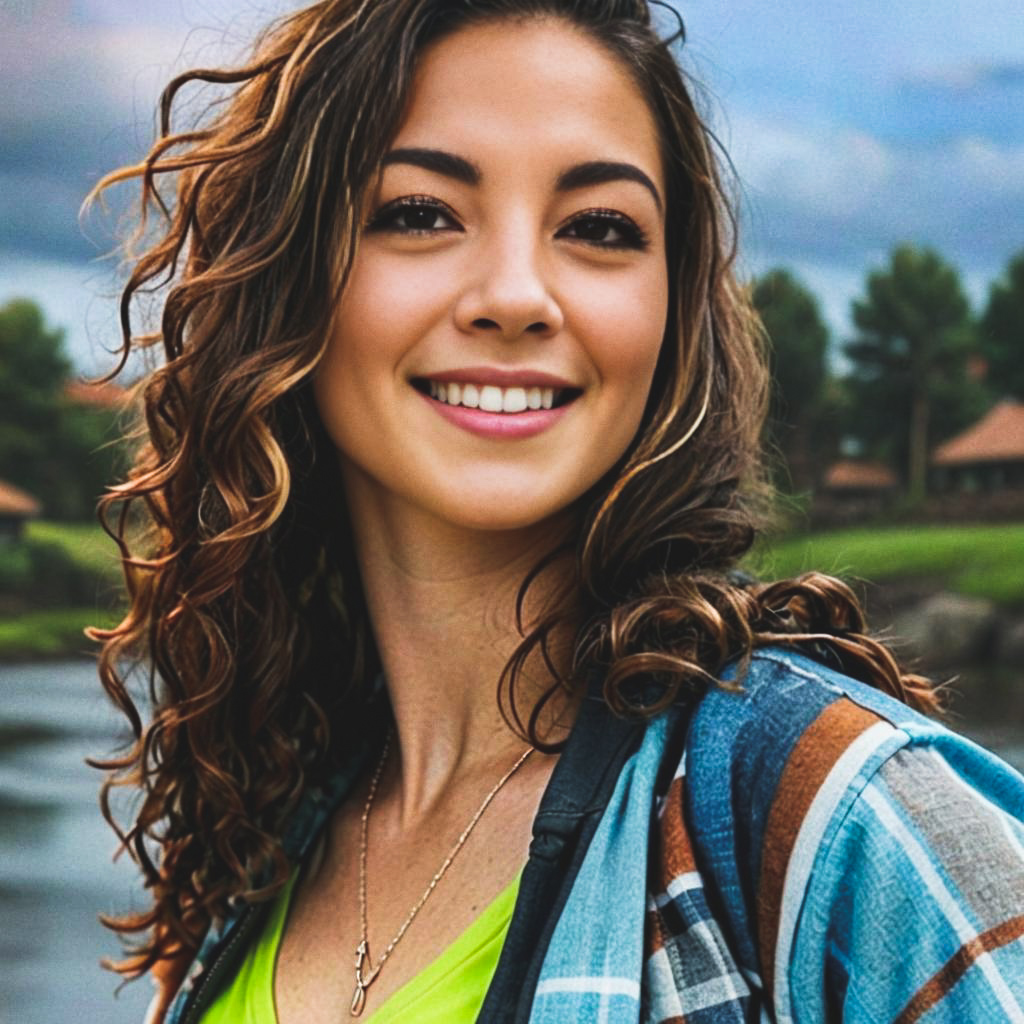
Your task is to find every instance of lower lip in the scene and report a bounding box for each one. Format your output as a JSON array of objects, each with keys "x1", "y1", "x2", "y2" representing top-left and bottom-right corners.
[{"x1": 419, "y1": 390, "x2": 575, "y2": 439}]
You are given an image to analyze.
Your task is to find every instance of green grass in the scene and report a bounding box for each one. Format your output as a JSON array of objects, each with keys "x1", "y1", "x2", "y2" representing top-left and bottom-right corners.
[
  {"x1": 1, "y1": 522, "x2": 124, "y2": 659},
  {"x1": 24, "y1": 519, "x2": 122, "y2": 582},
  {"x1": 750, "y1": 523, "x2": 1024, "y2": 606},
  {"x1": 0, "y1": 607, "x2": 119, "y2": 661},
  {"x1": 7, "y1": 523, "x2": 1022, "y2": 660}
]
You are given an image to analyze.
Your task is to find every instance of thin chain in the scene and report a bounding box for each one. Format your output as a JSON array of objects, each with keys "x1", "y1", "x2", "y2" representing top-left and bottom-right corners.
[{"x1": 355, "y1": 733, "x2": 534, "y2": 991}]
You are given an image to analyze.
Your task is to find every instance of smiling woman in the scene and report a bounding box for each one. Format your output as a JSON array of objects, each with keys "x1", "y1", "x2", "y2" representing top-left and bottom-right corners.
[
  {"x1": 88, "y1": 1, "x2": 1024, "y2": 1022},
  {"x1": 316, "y1": 20, "x2": 668, "y2": 534}
]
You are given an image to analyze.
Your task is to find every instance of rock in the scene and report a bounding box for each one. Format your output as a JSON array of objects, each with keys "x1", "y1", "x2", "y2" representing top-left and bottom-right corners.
[
  {"x1": 892, "y1": 592, "x2": 1000, "y2": 666},
  {"x1": 998, "y1": 617, "x2": 1024, "y2": 665}
]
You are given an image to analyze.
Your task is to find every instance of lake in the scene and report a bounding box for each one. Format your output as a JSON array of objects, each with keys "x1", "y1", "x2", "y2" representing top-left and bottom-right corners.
[
  {"x1": 1, "y1": 659, "x2": 1022, "y2": 1023},
  {"x1": 0, "y1": 660, "x2": 152, "y2": 1023}
]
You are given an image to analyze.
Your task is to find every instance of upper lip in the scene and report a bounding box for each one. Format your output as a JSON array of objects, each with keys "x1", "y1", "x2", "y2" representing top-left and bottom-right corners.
[{"x1": 416, "y1": 366, "x2": 578, "y2": 390}]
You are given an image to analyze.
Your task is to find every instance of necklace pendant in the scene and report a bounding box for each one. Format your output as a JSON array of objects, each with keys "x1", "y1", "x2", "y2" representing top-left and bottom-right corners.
[
  {"x1": 351, "y1": 940, "x2": 377, "y2": 1017},
  {"x1": 350, "y1": 978, "x2": 367, "y2": 1017}
]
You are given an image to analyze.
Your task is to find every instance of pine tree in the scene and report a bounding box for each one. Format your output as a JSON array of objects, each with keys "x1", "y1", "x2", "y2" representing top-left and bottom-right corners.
[
  {"x1": 843, "y1": 245, "x2": 983, "y2": 502},
  {"x1": 752, "y1": 268, "x2": 832, "y2": 491},
  {"x1": 980, "y1": 250, "x2": 1024, "y2": 399}
]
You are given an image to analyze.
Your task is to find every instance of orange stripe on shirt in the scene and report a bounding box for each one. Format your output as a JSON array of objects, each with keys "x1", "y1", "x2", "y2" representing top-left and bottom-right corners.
[
  {"x1": 756, "y1": 698, "x2": 884, "y2": 1002},
  {"x1": 894, "y1": 914, "x2": 1024, "y2": 1024}
]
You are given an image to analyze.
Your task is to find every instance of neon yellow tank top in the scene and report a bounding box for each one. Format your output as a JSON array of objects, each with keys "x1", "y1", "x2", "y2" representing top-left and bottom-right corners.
[{"x1": 201, "y1": 869, "x2": 521, "y2": 1023}]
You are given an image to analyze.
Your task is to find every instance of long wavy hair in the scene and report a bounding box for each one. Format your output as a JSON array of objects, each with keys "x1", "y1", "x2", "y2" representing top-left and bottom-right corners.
[{"x1": 89, "y1": 0, "x2": 938, "y2": 979}]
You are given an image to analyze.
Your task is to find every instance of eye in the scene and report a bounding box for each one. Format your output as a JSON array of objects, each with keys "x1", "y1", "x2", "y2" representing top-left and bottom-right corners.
[
  {"x1": 366, "y1": 196, "x2": 462, "y2": 235},
  {"x1": 557, "y1": 210, "x2": 649, "y2": 251}
]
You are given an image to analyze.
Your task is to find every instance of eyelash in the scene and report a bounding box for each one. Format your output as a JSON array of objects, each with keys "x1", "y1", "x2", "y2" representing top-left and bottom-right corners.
[
  {"x1": 561, "y1": 208, "x2": 649, "y2": 251},
  {"x1": 366, "y1": 195, "x2": 459, "y2": 236},
  {"x1": 365, "y1": 196, "x2": 649, "y2": 251}
]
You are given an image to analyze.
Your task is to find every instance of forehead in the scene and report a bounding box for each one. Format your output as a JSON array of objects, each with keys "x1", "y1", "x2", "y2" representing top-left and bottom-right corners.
[{"x1": 391, "y1": 17, "x2": 664, "y2": 191}]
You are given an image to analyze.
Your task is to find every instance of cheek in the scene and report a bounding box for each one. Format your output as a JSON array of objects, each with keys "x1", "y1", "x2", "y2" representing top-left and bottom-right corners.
[
  {"x1": 572, "y1": 266, "x2": 668, "y2": 398},
  {"x1": 330, "y1": 254, "x2": 432, "y2": 364}
]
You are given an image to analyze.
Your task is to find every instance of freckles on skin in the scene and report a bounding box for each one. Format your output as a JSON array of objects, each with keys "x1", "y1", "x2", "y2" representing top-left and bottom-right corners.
[{"x1": 315, "y1": 18, "x2": 670, "y2": 533}]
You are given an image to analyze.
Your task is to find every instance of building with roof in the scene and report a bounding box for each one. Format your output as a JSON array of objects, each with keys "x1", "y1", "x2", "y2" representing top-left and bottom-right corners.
[
  {"x1": 811, "y1": 459, "x2": 900, "y2": 526},
  {"x1": 932, "y1": 400, "x2": 1024, "y2": 494},
  {"x1": 0, "y1": 479, "x2": 41, "y2": 542},
  {"x1": 64, "y1": 379, "x2": 130, "y2": 409},
  {"x1": 822, "y1": 459, "x2": 900, "y2": 496}
]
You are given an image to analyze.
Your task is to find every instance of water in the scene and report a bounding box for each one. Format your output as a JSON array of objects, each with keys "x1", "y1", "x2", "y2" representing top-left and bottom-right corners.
[
  {"x1": 1, "y1": 660, "x2": 1022, "y2": 1024},
  {"x1": 0, "y1": 661, "x2": 152, "y2": 1024}
]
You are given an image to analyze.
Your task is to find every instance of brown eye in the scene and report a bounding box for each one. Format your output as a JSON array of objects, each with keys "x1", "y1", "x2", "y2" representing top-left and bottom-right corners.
[
  {"x1": 572, "y1": 216, "x2": 617, "y2": 242},
  {"x1": 367, "y1": 197, "x2": 462, "y2": 234},
  {"x1": 397, "y1": 205, "x2": 447, "y2": 230},
  {"x1": 558, "y1": 210, "x2": 648, "y2": 251}
]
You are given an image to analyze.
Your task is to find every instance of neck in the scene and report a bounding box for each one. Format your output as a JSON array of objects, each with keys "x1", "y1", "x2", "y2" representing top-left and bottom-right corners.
[{"x1": 345, "y1": 482, "x2": 579, "y2": 822}]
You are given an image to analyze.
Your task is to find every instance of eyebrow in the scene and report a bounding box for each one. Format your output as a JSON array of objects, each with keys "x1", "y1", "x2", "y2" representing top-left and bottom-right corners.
[
  {"x1": 381, "y1": 148, "x2": 663, "y2": 212},
  {"x1": 381, "y1": 148, "x2": 480, "y2": 185},
  {"x1": 556, "y1": 160, "x2": 662, "y2": 213}
]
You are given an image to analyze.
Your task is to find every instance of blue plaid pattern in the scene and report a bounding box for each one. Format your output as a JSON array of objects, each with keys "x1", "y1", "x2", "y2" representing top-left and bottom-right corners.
[
  {"x1": 533, "y1": 648, "x2": 1024, "y2": 1023},
  {"x1": 157, "y1": 648, "x2": 1024, "y2": 1022}
]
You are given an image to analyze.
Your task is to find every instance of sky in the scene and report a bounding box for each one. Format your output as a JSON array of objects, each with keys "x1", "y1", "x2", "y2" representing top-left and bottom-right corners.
[{"x1": 2, "y1": 0, "x2": 1023, "y2": 374}]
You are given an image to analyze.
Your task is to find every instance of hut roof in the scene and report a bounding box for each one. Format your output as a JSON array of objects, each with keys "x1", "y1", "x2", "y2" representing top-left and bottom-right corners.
[
  {"x1": 823, "y1": 460, "x2": 899, "y2": 490},
  {"x1": 933, "y1": 400, "x2": 1024, "y2": 466},
  {"x1": 0, "y1": 479, "x2": 41, "y2": 518},
  {"x1": 64, "y1": 379, "x2": 130, "y2": 409}
]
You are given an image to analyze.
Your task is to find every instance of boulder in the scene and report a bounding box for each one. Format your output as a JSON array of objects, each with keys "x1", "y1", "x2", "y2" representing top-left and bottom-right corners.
[
  {"x1": 998, "y1": 616, "x2": 1024, "y2": 665},
  {"x1": 892, "y1": 592, "x2": 1000, "y2": 666}
]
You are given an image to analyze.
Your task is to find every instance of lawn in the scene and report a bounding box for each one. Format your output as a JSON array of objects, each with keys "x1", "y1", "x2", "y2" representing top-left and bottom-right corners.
[
  {"x1": 1, "y1": 521, "x2": 123, "y2": 660},
  {"x1": 24, "y1": 519, "x2": 122, "y2": 582},
  {"x1": 0, "y1": 607, "x2": 118, "y2": 661},
  {"x1": 750, "y1": 523, "x2": 1024, "y2": 606},
  {"x1": 5, "y1": 520, "x2": 1024, "y2": 661}
]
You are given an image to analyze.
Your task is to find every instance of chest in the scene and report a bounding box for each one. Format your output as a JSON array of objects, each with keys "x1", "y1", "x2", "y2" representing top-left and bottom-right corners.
[{"x1": 274, "y1": 776, "x2": 539, "y2": 1023}]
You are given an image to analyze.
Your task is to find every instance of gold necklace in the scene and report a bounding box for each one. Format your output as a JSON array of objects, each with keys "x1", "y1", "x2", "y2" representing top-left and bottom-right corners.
[{"x1": 350, "y1": 733, "x2": 535, "y2": 1016}]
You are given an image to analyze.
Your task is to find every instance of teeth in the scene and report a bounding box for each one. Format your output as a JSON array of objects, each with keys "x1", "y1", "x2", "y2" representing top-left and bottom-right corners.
[
  {"x1": 479, "y1": 385, "x2": 503, "y2": 413},
  {"x1": 502, "y1": 387, "x2": 528, "y2": 413},
  {"x1": 425, "y1": 380, "x2": 565, "y2": 413}
]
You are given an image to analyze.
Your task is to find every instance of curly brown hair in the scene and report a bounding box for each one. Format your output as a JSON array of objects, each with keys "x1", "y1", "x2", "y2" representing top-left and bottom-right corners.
[{"x1": 88, "y1": 0, "x2": 938, "y2": 980}]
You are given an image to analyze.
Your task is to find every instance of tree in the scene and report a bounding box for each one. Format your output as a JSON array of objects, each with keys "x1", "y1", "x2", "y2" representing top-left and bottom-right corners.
[
  {"x1": 980, "y1": 250, "x2": 1024, "y2": 399},
  {"x1": 843, "y1": 245, "x2": 983, "y2": 501},
  {"x1": 752, "y1": 268, "x2": 832, "y2": 490},
  {"x1": 0, "y1": 299, "x2": 70, "y2": 504},
  {"x1": 0, "y1": 298, "x2": 124, "y2": 519}
]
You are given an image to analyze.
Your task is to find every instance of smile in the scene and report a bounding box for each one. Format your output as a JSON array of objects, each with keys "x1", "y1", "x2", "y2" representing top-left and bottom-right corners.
[
  {"x1": 427, "y1": 380, "x2": 563, "y2": 413},
  {"x1": 412, "y1": 375, "x2": 582, "y2": 439}
]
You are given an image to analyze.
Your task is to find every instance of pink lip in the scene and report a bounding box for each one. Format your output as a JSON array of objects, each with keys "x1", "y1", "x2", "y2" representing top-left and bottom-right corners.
[
  {"x1": 418, "y1": 366, "x2": 577, "y2": 390},
  {"x1": 418, "y1": 390, "x2": 575, "y2": 439}
]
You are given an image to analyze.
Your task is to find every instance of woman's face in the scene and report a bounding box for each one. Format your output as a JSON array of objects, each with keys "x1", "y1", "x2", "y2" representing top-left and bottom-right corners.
[{"x1": 315, "y1": 17, "x2": 669, "y2": 534}]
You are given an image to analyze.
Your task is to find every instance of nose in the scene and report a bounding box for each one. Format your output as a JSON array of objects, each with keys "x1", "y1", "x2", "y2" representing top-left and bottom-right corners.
[{"x1": 453, "y1": 227, "x2": 564, "y2": 341}]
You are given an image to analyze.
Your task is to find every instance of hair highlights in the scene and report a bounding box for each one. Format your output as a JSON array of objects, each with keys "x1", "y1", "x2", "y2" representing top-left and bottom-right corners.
[{"x1": 89, "y1": 0, "x2": 938, "y2": 981}]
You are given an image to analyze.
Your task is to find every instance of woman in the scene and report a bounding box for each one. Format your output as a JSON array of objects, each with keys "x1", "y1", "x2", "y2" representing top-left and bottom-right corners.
[{"x1": 91, "y1": 0, "x2": 1024, "y2": 1021}]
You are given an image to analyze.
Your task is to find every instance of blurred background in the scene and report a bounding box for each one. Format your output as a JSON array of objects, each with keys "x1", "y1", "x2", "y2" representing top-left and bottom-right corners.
[{"x1": 2, "y1": 1, "x2": 1023, "y2": 1020}]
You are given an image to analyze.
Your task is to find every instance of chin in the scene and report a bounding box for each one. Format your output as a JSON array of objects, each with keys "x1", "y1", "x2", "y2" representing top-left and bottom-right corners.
[{"x1": 430, "y1": 486, "x2": 582, "y2": 535}]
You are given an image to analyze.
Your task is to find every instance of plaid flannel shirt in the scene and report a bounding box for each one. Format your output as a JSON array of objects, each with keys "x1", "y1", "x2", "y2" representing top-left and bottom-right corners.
[
  {"x1": 161, "y1": 647, "x2": 1024, "y2": 1022},
  {"x1": 532, "y1": 648, "x2": 1024, "y2": 1022}
]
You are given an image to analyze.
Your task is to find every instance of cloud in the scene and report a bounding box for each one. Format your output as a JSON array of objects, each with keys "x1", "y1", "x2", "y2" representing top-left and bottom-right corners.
[
  {"x1": 0, "y1": 2, "x2": 282, "y2": 262},
  {"x1": 901, "y1": 61, "x2": 1024, "y2": 95},
  {"x1": 728, "y1": 113, "x2": 1024, "y2": 268}
]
